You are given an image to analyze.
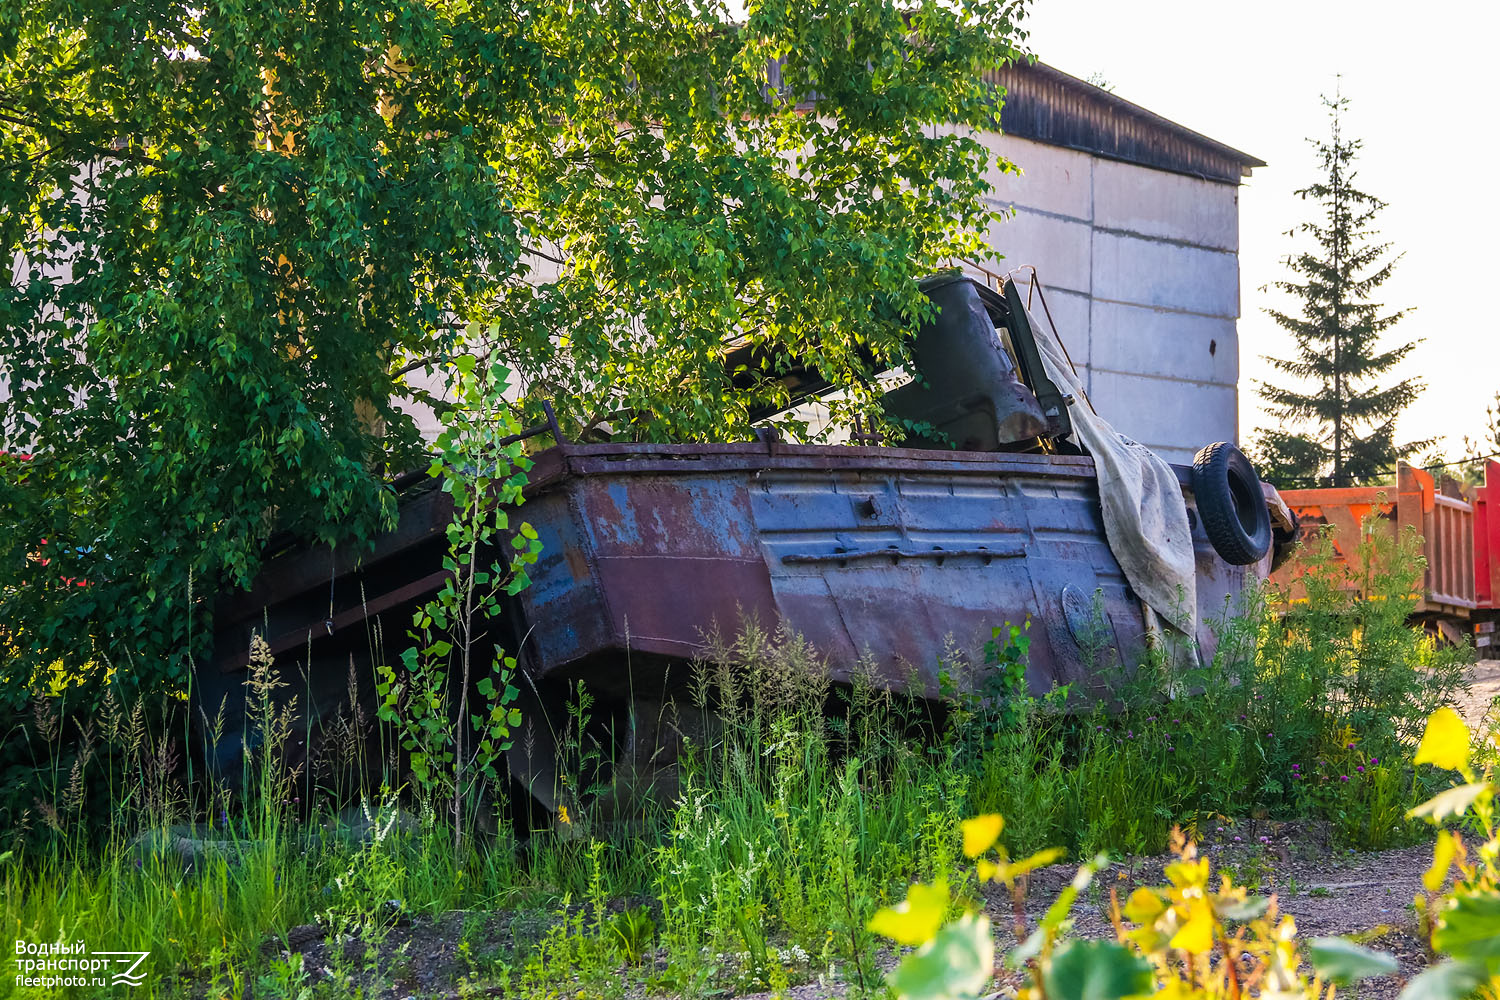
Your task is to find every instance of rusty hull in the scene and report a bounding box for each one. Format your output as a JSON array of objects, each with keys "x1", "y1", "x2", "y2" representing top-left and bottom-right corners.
[
  {"x1": 515, "y1": 440, "x2": 1247, "y2": 697},
  {"x1": 197, "y1": 439, "x2": 1254, "y2": 785}
]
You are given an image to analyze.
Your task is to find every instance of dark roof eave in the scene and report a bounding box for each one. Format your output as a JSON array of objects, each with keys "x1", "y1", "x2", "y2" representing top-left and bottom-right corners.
[
  {"x1": 1029, "y1": 62, "x2": 1264, "y2": 170},
  {"x1": 988, "y1": 60, "x2": 1265, "y2": 184}
]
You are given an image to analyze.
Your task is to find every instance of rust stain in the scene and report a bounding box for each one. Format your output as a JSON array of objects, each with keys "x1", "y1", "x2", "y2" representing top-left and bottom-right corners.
[{"x1": 563, "y1": 544, "x2": 589, "y2": 583}]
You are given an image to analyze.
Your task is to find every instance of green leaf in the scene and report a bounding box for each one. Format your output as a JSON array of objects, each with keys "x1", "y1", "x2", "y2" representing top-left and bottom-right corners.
[
  {"x1": 1043, "y1": 940, "x2": 1153, "y2": 1000},
  {"x1": 1308, "y1": 937, "x2": 1399, "y2": 984},
  {"x1": 886, "y1": 913, "x2": 994, "y2": 1000},
  {"x1": 1408, "y1": 783, "x2": 1491, "y2": 824},
  {"x1": 1398, "y1": 961, "x2": 1487, "y2": 1000},
  {"x1": 1216, "y1": 896, "x2": 1272, "y2": 921},
  {"x1": 1432, "y1": 890, "x2": 1500, "y2": 965}
]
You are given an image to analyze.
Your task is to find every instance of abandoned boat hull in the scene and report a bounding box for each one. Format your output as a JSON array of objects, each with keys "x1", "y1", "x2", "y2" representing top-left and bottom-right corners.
[
  {"x1": 518, "y1": 441, "x2": 1246, "y2": 697},
  {"x1": 196, "y1": 439, "x2": 1258, "y2": 799}
]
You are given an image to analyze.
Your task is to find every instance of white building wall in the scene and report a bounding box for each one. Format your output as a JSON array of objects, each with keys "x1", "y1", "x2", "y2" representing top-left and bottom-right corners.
[{"x1": 972, "y1": 134, "x2": 1243, "y2": 466}]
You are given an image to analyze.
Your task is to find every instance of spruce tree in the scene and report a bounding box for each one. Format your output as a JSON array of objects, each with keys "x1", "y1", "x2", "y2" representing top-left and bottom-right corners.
[{"x1": 1254, "y1": 92, "x2": 1430, "y2": 487}]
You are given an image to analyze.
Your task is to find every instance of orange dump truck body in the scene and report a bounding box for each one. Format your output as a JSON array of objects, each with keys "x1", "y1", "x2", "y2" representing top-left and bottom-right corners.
[{"x1": 1270, "y1": 462, "x2": 1478, "y2": 634}]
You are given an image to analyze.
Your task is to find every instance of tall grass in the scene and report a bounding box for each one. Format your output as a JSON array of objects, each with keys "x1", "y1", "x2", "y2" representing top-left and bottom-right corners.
[{"x1": 0, "y1": 519, "x2": 1477, "y2": 997}]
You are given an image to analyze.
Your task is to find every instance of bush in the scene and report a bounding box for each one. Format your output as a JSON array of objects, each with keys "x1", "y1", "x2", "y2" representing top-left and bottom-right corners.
[
  {"x1": 1404, "y1": 707, "x2": 1500, "y2": 1000},
  {"x1": 871, "y1": 814, "x2": 1401, "y2": 1000}
]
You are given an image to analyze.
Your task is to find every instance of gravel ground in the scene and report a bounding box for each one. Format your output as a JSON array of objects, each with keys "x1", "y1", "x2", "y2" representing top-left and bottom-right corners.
[
  {"x1": 1457, "y1": 659, "x2": 1500, "y2": 730},
  {"x1": 976, "y1": 835, "x2": 1435, "y2": 1000},
  {"x1": 261, "y1": 831, "x2": 1449, "y2": 1000}
]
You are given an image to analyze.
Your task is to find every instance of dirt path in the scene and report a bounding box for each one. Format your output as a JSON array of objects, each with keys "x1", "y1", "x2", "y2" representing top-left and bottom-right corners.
[
  {"x1": 972, "y1": 837, "x2": 1433, "y2": 1000},
  {"x1": 1457, "y1": 659, "x2": 1500, "y2": 730},
  {"x1": 280, "y1": 841, "x2": 1445, "y2": 1000},
  {"x1": 724, "y1": 836, "x2": 1441, "y2": 1000}
]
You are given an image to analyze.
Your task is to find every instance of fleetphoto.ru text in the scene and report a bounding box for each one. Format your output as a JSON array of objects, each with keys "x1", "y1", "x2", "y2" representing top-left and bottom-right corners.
[{"x1": 15, "y1": 939, "x2": 149, "y2": 990}]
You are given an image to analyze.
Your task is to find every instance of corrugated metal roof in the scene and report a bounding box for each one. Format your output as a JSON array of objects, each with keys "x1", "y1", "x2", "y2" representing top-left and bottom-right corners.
[{"x1": 987, "y1": 61, "x2": 1265, "y2": 185}]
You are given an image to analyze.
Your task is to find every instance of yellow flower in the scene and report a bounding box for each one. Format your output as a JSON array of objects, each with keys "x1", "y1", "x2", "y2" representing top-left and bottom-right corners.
[
  {"x1": 867, "y1": 881, "x2": 949, "y2": 946},
  {"x1": 1169, "y1": 901, "x2": 1216, "y2": 954},
  {"x1": 960, "y1": 814, "x2": 1004, "y2": 858},
  {"x1": 557, "y1": 805, "x2": 571, "y2": 825},
  {"x1": 1414, "y1": 707, "x2": 1469, "y2": 773}
]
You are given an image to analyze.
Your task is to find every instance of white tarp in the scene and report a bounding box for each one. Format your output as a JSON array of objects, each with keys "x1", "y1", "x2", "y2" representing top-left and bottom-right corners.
[{"x1": 1025, "y1": 305, "x2": 1198, "y2": 640}]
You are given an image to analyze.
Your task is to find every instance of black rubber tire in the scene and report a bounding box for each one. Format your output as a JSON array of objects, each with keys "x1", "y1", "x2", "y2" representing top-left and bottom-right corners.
[{"x1": 1191, "y1": 442, "x2": 1272, "y2": 565}]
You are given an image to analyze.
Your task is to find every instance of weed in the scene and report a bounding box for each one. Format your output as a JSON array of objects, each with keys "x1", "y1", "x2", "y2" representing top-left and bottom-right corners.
[
  {"x1": 0, "y1": 508, "x2": 1479, "y2": 996},
  {"x1": 608, "y1": 906, "x2": 657, "y2": 966}
]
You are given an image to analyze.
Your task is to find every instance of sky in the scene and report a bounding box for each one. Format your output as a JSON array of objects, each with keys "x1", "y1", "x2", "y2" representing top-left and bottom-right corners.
[{"x1": 1019, "y1": 0, "x2": 1500, "y2": 460}]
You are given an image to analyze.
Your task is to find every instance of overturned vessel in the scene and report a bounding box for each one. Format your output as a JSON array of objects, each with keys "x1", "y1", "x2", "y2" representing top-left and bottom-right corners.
[{"x1": 197, "y1": 273, "x2": 1296, "y2": 813}]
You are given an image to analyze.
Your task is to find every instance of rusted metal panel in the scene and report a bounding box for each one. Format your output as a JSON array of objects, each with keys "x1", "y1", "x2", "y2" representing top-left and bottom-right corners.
[
  {"x1": 520, "y1": 470, "x2": 779, "y2": 672},
  {"x1": 513, "y1": 441, "x2": 1246, "y2": 696},
  {"x1": 207, "y1": 439, "x2": 1254, "y2": 693},
  {"x1": 196, "y1": 438, "x2": 1267, "y2": 793}
]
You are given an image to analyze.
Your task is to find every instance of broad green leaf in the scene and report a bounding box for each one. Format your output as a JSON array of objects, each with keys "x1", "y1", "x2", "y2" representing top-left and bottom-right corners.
[
  {"x1": 1043, "y1": 939, "x2": 1153, "y2": 1000},
  {"x1": 886, "y1": 913, "x2": 994, "y2": 1000},
  {"x1": 1216, "y1": 896, "x2": 1272, "y2": 922},
  {"x1": 868, "y1": 881, "x2": 950, "y2": 947},
  {"x1": 961, "y1": 814, "x2": 1004, "y2": 858},
  {"x1": 1308, "y1": 936, "x2": 1399, "y2": 984},
  {"x1": 1432, "y1": 890, "x2": 1500, "y2": 965},
  {"x1": 1415, "y1": 708, "x2": 1470, "y2": 772},
  {"x1": 1398, "y1": 960, "x2": 1487, "y2": 1000}
]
